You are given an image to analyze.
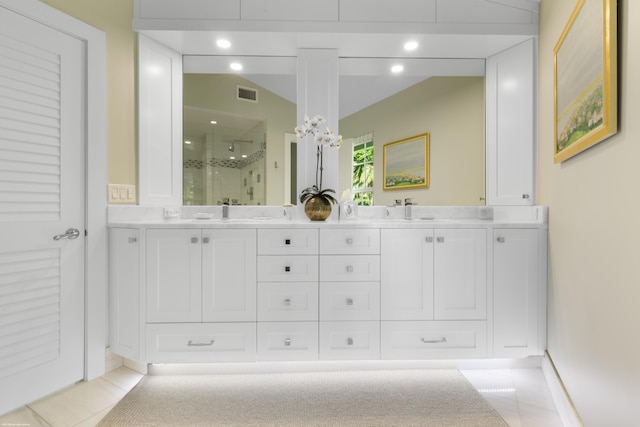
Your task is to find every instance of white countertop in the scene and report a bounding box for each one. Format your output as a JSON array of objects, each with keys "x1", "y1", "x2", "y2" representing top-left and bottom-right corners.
[{"x1": 108, "y1": 205, "x2": 548, "y2": 229}]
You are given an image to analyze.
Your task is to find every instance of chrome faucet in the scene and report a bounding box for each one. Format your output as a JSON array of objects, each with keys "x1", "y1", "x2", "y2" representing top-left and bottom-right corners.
[
  {"x1": 404, "y1": 198, "x2": 413, "y2": 220},
  {"x1": 222, "y1": 198, "x2": 229, "y2": 219}
]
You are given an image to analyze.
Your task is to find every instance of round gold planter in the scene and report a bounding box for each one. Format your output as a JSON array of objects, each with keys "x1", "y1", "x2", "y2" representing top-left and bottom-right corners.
[{"x1": 304, "y1": 196, "x2": 332, "y2": 221}]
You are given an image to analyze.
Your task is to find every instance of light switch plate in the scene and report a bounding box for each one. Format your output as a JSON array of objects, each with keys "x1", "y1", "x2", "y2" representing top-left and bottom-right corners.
[{"x1": 108, "y1": 184, "x2": 136, "y2": 204}]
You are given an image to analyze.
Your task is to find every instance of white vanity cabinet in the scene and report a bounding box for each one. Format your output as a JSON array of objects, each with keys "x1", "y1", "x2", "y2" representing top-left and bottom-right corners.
[
  {"x1": 108, "y1": 219, "x2": 547, "y2": 365},
  {"x1": 145, "y1": 228, "x2": 257, "y2": 363},
  {"x1": 108, "y1": 228, "x2": 142, "y2": 361},
  {"x1": 146, "y1": 228, "x2": 256, "y2": 322},
  {"x1": 493, "y1": 228, "x2": 547, "y2": 358},
  {"x1": 319, "y1": 229, "x2": 381, "y2": 360},
  {"x1": 380, "y1": 228, "x2": 488, "y2": 359},
  {"x1": 256, "y1": 229, "x2": 319, "y2": 361}
]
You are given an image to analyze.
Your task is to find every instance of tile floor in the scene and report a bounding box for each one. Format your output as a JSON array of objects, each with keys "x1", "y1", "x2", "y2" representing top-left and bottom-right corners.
[{"x1": 0, "y1": 367, "x2": 563, "y2": 426}]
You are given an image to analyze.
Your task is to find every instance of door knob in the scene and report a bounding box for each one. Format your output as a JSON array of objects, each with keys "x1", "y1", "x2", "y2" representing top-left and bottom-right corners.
[{"x1": 53, "y1": 228, "x2": 80, "y2": 240}]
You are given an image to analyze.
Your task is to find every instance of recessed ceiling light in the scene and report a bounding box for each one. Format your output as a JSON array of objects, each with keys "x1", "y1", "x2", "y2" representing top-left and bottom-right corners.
[
  {"x1": 391, "y1": 64, "x2": 404, "y2": 73},
  {"x1": 216, "y1": 39, "x2": 231, "y2": 49},
  {"x1": 184, "y1": 140, "x2": 191, "y2": 145},
  {"x1": 210, "y1": 120, "x2": 217, "y2": 124},
  {"x1": 230, "y1": 156, "x2": 235, "y2": 160},
  {"x1": 242, "y1": 154, "x2": 247, "y2": 158},
  {"x1": 230, "y1": 62, "x2": 243, "y2": 71},
  {"x1": 404, "y1": 41, "x2": 418, "y2": 51}
]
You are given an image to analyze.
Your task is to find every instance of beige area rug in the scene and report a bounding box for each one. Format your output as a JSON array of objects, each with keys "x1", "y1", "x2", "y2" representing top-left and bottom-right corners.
[{"x1": 98, "y1": 369, "x2": 508, "y2": 426}]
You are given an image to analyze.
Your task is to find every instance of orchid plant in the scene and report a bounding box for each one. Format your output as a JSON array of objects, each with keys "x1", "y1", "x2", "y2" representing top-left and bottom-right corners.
[{"x1": 295, "y1": 115, "x2": 342, "y2": 205}]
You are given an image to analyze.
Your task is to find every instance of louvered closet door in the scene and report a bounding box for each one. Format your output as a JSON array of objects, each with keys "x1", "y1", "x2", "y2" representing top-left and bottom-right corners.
[{"x1": 0, "y1": 5, "x2": 85, "y2": 415}]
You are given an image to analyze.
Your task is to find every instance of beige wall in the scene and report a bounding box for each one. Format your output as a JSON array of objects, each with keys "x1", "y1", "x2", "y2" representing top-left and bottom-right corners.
[
  {"x1": 539, "y1": 1, "x2": 640, "y2": 425},
  {"x1": 338, "y1": 77, "x2": 485, "y2": 206},
  {"x1": 40, "y1": 0, "x2": 137, "y2": 188}
]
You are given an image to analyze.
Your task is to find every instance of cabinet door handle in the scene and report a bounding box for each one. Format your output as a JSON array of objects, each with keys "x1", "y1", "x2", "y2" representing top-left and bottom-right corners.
[
  {"x1": 346, "y1": 298, "x2": 354, "y2": 306},
  {"x1": 284, "y1": 337, "x2": 291, "y2": 347},
  {"x1": 436, "y1": 237, "x2": 445, "y2": 243},
  {"x1": 202, "y1": 237, "x2": 210, "y2": 244},
  {"x1": 188, "y1": 339, "x2": 214, "y2": 346},
  {"x1": 346, "y1": 237, "x2": 353, "y2": 245},
  {"x1": 347, "y1": 337, "x2": 354, "y2": 346},
  {"x1": 425, "y1": 237, "x2": 433, "y2": 243},
  {"x1": 497, "y1": 237, "x2": 506, "y2": 243},
  {"x1": 285, "y1": 238, "x2": 291, "y2": 245},
  {"x1": 191, "y1": 237, "x2": 198, "y2": 244},
  {"x1": 346, "y1": 265, "x2": 354, "y2": 273},
  {"x1": 283, "y1": 298, "x2": 291, "y2": 306},
  {"x1": 421, "y1": 337, "x2": 447, "y2": 344},
  {"x1": 284, "y1": 266, "x2": 291, "y2": 272},
  {"x1": 522, "y1": 194, "x2": 530, "y2": 199},
  {"x1": 128, "y1": 237, "x2": 137, "y2": 243}
]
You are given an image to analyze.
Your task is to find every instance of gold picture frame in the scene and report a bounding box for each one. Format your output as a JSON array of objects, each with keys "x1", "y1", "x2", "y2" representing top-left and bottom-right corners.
[
  {"x1": 383, "y1": 133, "x2": 429, "y2": 190},
  {"x1": 554, "y1": 0, "x2": 617, "y2": 163}
]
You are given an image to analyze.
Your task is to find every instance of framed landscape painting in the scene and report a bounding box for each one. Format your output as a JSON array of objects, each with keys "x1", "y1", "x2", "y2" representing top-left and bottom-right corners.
[
  {"x1": 383, "y1": 133, "x2": 429, "y2": 190},
  {"x1": 554, "y1": 0, "x2": 617, "y2": 163}
]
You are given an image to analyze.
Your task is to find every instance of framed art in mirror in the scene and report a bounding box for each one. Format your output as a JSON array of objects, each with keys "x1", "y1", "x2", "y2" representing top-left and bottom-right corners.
[
  {"x1": 383, "y1": 133, "x2": 429, "y2": 190},
  {"x1": 553, "y1": 0, "x2": 617, "y2": 163}
]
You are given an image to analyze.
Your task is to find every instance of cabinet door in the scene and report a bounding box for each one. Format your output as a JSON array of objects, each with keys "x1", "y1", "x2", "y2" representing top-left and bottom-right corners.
[
  {"x1": 486, "y1": 38, "x2": 535, "y2": 205},
  {"x1": 257, "y1": 282, "x2": 318, "y2": 321},
  {"x1": 319, "y1": 321, "x2": 380, "y2": 360},
  {"x1": 108, "y1": 228, "x2": 141, "y2": 360},
  {"x1": 319, "y1": 255, "x2": 380, "y2": 282},
  {"x1": 433, "y1": 229, "x2": 487, "y2": 320},
  {"x1": 381, "y1": 229, "x2": 434, "y2": 320},
  {"x1": 256, "y1": 322, "x2": 319, "y2": 361},
  {"x1": 493, "y1": 228, "x2": 543, "y2": 357},
  {"x1": 319, "y1": 228, "x2": 380, "y2": 255},
  {"x1": 202, "y1": 229, "x2": 256, "y2": 322},
  {"x1": 146, "y1": 229, "x2": 202, "y2": 322}
]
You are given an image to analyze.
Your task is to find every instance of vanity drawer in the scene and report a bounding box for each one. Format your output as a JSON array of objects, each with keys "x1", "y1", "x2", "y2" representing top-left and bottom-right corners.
[
  {"x1": 257, "y1": 255, "x2": 318, "y2": 282},
  {"x1": 146, "y1": 323, "x2": 256, "y2": 363},
  {"x1": 258, "y1": 229, "x2": 318, "y2": 255},
  {"x1": 319, "y1": 282, "x2": 380, "y2": 321},
  {"x1": 257, "y1": 322, "x2": 318, "y2": 361},
  {"x1": 320, "y1": 229, "x2": 380, "y2": 255},
  {"x1": 319, "y1": 321, "x2": 380, "y2": 360},
  {"x1": 381, "y1": 321, "x2": 487, "y2": 360},
  {"x1": 257, "y1": 282, "x2": 318, "y2": 321},
  {"x1": 319, "y1": 255, "x2": 380, "y2": 282}
]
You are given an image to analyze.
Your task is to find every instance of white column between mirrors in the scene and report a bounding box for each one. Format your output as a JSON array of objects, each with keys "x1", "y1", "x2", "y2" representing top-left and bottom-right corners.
[{"x1": 296, "y1": 49, "x2": 339, "y2": 210}]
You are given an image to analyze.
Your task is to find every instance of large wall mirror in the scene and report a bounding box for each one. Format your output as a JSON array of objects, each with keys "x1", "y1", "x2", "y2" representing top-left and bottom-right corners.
[{"x1": 183, "y1": 56, "x2": 486, "y2": 207}]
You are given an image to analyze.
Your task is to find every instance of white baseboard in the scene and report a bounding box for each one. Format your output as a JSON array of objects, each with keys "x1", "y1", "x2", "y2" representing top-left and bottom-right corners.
[{"x1": 542, "y1": 352, "x2": 583, "y2": 427}]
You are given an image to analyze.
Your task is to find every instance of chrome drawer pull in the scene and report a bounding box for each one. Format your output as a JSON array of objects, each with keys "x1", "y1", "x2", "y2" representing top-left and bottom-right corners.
[
  {"x1": 436, "y1": 237, "x2": 445, "y2": 243},
  {"x1": 284, "y1": 337, "x2": 291, "y2": 347},
  {"x1": 425, "y1": 236, "x2": 433, "y2": 243},
  {"x1": 128, "y1": 237, "x2": 137, "y2": 243},
  {"x1": 285, "y1": 238, "x2": 291, "y2": 245},
  {"x1": 347, "y1": 337, "x2": 354, "y2": 346},
  {"x1": 284, "y1": 298, "x2": 291, "y2": 306},
  {"x1": 188, "y1": 339, "x2": 214, "y2": 346},
  {"x1": 284, "y1": 266, "x2": 291, "y2": 272},
  {"x1": 346, "y1": 237, "x2": 353, "y2": 245},
  {"x1": 421, "y1": 337, "x2": 447, "y2": 344},
  {"x1": 346, "y1": 265, "x2": 354, "y2": 273},
  {"x1": 346, "y1": 298, "x2": 354, "y2": 306},
  {"x1": 497, "y1": 237, "x2": 506, "y2": 243},
  {"x1": 202, "y1": 237, "x2": 210, "y2": 244},
  {"x1": 191, "y1": 237, "x2": 198, "y2": 244}
]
